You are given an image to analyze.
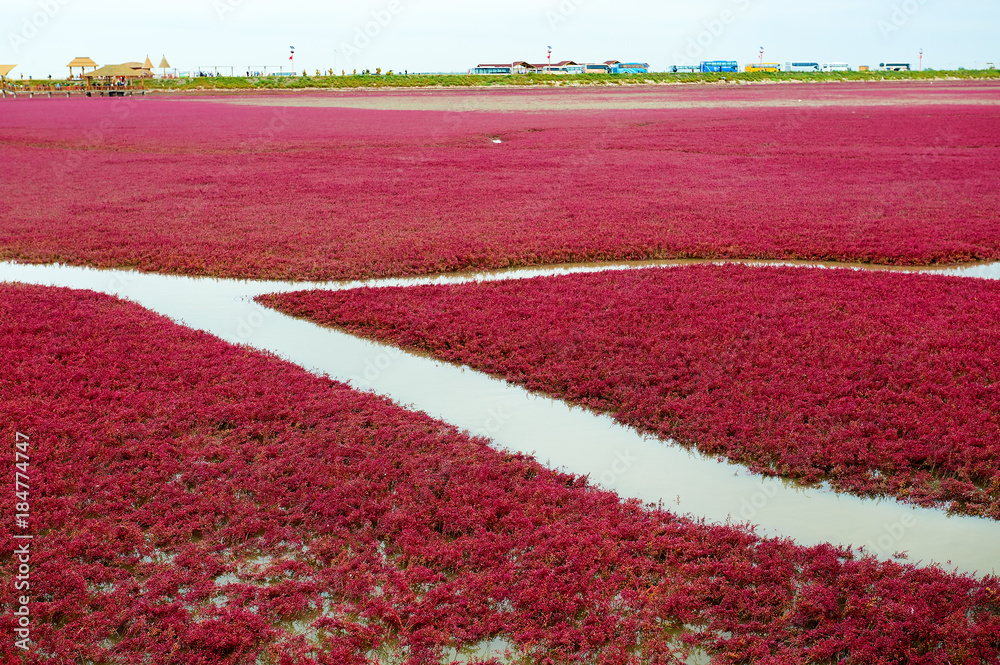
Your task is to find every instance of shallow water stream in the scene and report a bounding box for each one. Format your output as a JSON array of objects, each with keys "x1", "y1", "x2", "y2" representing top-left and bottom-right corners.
[{"x1": 2, "y1": 259, "x2": 999, "y2": 577}]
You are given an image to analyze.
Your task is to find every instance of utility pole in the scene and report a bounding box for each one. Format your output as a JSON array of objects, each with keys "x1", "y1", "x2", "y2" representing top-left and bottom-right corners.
[
  {"x1": 759, "y1": 46, "x2": 764, "y2": 67},
  {"x1": 919, "y1": 48, "x2": 924, "y2": 71}
]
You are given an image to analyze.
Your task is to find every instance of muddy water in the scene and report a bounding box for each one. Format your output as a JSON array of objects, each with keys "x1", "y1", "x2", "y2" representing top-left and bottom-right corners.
[{"x1": 2, "y1": 259, "x2": 999, "y2": 577}]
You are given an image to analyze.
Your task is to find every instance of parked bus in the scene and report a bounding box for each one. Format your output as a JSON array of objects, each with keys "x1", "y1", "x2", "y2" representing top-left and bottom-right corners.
[
  {"x1": 746, "y1": 63, "x2": 782, "y2": 73},
  {"x1": 473, "y1": 65, "x2": 512, "y2": 75},
  {"x1": 670, "y1": 65, "x2": 701, "y2": 73},
  {"x1": 822, "y1": 63, "x2": 851, "y2": 72},
  {"x1": 612, "y1": 63, "x2": 650, "y2": 74},
  {"x1": 700, "y1": 61, "x2": 739, "y2": 73},
  {"x1": 879, "y1": 63, "x2": 911, "y2": 71},
  {"x1": 785, "y1": 62, "x2": 820, "y2": 72}
]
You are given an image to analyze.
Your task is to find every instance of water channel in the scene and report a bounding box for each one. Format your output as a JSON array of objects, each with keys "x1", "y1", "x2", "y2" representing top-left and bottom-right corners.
[{"x1": 2, "y1": 258, "x2": 998, "y2": 577}]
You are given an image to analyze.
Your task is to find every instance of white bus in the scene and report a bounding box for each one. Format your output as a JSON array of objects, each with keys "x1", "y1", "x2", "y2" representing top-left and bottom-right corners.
[
  {"x1": 879, "y1": 62, "x2": 911, "y2": 71},
  {"x1": 785, "y1": 62, "x2": 820, "y2": 72},
  {"x1": 822, "y1": 63, "x2": 851, "y2": 72}
]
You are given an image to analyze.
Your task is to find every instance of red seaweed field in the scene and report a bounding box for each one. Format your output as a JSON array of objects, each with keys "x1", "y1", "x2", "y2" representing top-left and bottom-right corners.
[
  {"x1": 2, "y1": 284, "x2": 1000, "y2": 664},
  {"x1": 259, "y1": 265, "x2": 1000, "y2": 519},
  {"x1": 2, "y1": 85, "x2": 1000, "y2": 280},
  {"x1": 4, "y1": 82, "x2": 1000, "y2": 664}
]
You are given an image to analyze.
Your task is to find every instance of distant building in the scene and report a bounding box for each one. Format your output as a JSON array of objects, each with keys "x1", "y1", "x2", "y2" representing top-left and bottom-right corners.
[
  {"x1": 472, "y1": 59, "x2": 647, "y2": 75},
  {"x1": 473, "y1": 61, "x2": 533, "y2": 75},
  {"x1": 537, "y1": 60, "x2": 581, "y2": 73}
]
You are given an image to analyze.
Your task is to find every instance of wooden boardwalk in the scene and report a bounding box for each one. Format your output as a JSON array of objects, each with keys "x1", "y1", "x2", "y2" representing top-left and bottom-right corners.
[{"x1": 1, "y1": 81, "x2": 145, "y2": 99}]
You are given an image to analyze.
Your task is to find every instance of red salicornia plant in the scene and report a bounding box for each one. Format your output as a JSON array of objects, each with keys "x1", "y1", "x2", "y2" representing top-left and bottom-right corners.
[
  {"x1": 2, "y1": 284, "x2": 999, "y2": 663},
  {"x1": 260, "y1": 264, "x2": 1000, "y2": 519},
  {"x1": 2, "y1": 86, "x2": 1000, "y2": 280}
]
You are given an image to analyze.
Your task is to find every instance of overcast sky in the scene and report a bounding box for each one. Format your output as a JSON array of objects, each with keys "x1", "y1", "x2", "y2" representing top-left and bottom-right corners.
[{"x1": 3, "y1": 0, "x2": 998, "y2": 77}]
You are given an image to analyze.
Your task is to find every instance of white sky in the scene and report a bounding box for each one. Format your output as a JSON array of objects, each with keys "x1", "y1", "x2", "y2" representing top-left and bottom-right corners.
[{"x1": 3, "y1": 0, "x2": 998, "y2": 77}]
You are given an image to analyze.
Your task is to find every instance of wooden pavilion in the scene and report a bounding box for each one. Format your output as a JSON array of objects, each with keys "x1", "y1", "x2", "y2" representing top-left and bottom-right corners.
[
  {"x1": 0, "y1": 64, "x2": 16, "y2": 93},
  {"x1": 120, "y1": 60, "x2": 153, "y2": 78},
  {"x1": 81, "y1": 64, "x2": 145, "y2": 93},
  {"x1": 67, "y1": 57, "x2": 98, "y2": 79}
]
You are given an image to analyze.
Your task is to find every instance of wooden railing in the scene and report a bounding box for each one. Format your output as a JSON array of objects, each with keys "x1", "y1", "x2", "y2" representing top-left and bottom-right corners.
[{"x1": 1, "y1": 79, "x2": 146, "y2": 98}]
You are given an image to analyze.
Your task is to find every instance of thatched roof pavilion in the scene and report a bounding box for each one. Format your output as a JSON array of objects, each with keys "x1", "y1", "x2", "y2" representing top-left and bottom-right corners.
[
  {"x1": 118, "y1": 60, "x2": 153, "y2": 78},
  {"x1": 80, "y1": 64, "x2": 146, "y2": 91},
  {"x1": 67, "y1": 57, "x2": 98, "y2": 78},
  {"x1": 82, "y1": 64, "x2": 144, "y2": 79}
]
